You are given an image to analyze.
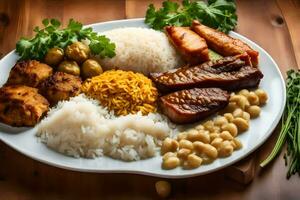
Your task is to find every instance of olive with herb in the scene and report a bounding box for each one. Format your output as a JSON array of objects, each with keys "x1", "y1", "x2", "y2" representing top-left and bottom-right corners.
[
  {"x1": 57, "y1": 60, "x2": 80, "y2": 76},
  {"x1": 81, "y1": 59, "x2": 103, "y2": 79},
  {"x1": 65, "y1": 41, "x2": 90, "y2": 63},
  {"x1": 44, "y1": 47, "x2": 64, "y2": 66}
]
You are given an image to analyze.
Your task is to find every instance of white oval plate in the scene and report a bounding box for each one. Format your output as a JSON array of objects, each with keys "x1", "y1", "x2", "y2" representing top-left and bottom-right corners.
[{"x1": 0, "y1": 18, "x2": 285, "y2": 178}]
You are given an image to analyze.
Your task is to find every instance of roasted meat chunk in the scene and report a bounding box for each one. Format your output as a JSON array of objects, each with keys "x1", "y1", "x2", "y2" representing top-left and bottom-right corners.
[
  {"x1": 165, "y1": 26, "x2": 209, "y2": 65},
  {"x1": 0, "y1": 85, "x2": 49, "y2": 127},
  {"x1": 6, "y1": 60, "x2": 53, "y2": 87},
  {"x1": 151, "y1": 54, "x2": 263, "y2": 93},
  {"x1": 160, "y1": 88, "x2": 229, "y2": 124},
  {"x1": 192, "y1": 20, "x2": 259, "y2": 66},
  {"x1": 39, "y1": 72, "x2": 82, "y2": 105}
]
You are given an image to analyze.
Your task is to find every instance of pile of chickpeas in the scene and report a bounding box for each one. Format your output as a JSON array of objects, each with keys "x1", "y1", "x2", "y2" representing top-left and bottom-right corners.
[{"x1": 161, "y1": 88, "x2": 268, "y2": 170}]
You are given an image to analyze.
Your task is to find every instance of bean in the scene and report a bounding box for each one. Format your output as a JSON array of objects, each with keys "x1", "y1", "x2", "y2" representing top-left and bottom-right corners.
[
  {"x1": 238, "y1": 89, "x2": 250, "y2": 97},
  {"x1": 161, "y1": 138, "x2": 179, "y2": 154},
  {"x1": 210, "y1": 137, "x2": 223, "y2": 149},
  {"x1": 177, "y1": 148, "x2": 192, "y2": 160},
  {"x1": 155, "y1": 181, "x2": 171, "y2": 198},
  {"x1": 176, "y1": 132, "x2": 187, "y2": 141},
  {"x1": 218, "y1": 141, "x2": 234, "y2": 157},
  {"x1": 221, "y1": 123, "x2": 238, "y2": 137},
  {"x1": 187, "y1": 129, "x2": 200, "y2": 142},
  {"x1": 194, "y1": 142, "x2": 218, "y2": 159},
  {"x1": 162, "y1": 152, "x2": 177, "y2": 161},
  {"x1": 186, "y1": 154, "x2": 203, "y2": 168},
  {"x1": 195, "y1": 124, "x2": 204, "y2": 130},
  {"x1": 196, "y1": 130, "x2": 210, "y2": 143},
  {"x1": 210, "y1": 133, "x2": 219, "y2": 141},
  {"x1": 247, "y1": 91, "x2": 260, "y2": 105},
  {"x1": 224, "y1": 113, "x2": 234, "y2": 122},
  {"x1": 179, "y1": 139, "x2": 194, "y2": 150},
  {"x1": 203, "y1": 120, "x2": 214, "y2": 132},
  {"x1": 232, "y1": 117, "x2": 249, "y2": 132},
  {"x1": 162, "y1": 157, "x2": 180, "y2": 169},
  {"x1": 255, "y1": 89, "x2": 268, "y2": 105},
  {"x1": 232, "y1": 138, "x2": 243, "y2": 150},
  {"x1": 230, "y1": 95, "x2": 250, "y2": 110},
  {"x1": 246, "y1": 105, "x2": 261, "y2": 118},
  {"x1": 220, "y1": 131, "x2": 233, "y2": 140},
  {"x1": 233, "y1": 108, "x2": 243, "y2": 118},
  {"x1": 214, "y1": 116, "x2": 228, "y2": 126},
  {"x1": 241, "y1": 111, "x2": 250, "y2": 121}
]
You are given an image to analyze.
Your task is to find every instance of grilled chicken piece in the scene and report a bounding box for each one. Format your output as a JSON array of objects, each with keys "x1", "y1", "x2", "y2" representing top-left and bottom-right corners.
[
  {"x1": 151, "y1": 54, "x2": 263, "y2": 93},
  {"x1": 39, "y1": 72, "x2": 82, "y2": 105},
  {"x1": 0, "y1": 85, "x2": 49, "y2": 127},
  {"x1": 192, "y1": 20, "x2": 259, "y2": 67},
  {"x1": 165, "y1": 26, "x2": 209, "y2": 65},
  {"x1": 6, "y1": 60, "x2": 53, "y2": 87},
  {"x1": 160, "y1": 88, "x2": 229, "y2": 124}
]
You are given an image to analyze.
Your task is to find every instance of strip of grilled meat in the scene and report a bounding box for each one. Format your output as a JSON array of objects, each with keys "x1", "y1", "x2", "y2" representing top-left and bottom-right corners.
[
  {"x1": 150, "y1": 54, "x2": 263, "y2": 93},
  {"x1": 160, "y1": 88, "x2": 229, "y2": 124},
  {"x1": 165, "y1": 26, "x2": 210, "y2": 65}
]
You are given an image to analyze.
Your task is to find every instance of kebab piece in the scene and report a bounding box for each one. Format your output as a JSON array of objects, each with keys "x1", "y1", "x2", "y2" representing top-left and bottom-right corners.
[
  {"x1": 6, "y1": 60, "x2": 53, "y2": 87},
  {"x1": 191, "y1": 20, "x2": 259, "y2": 67},
  {"x1": 165, "y1": 26, "x2": 210, "y2": 65},
  {"x1": 160, "y1": 88, "x2": 229, "y2": 124},
  {"x1": 0, "y1": 85, "x2": 49, "y2": 127},
  {"x1": 151, "y1": 54, "x2": 263, "y2": 93}
]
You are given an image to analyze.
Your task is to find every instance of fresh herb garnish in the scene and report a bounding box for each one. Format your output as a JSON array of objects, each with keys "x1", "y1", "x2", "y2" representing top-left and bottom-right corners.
[
  {"x1": 145, "y1": 0, "x2": 237, "y2": 33},
  {"x1": 16, "y1": 18, "x2": 116, "y2": 61},
  {"x1": 260, "y1": 69, "x2": 300, "y2": 179}
]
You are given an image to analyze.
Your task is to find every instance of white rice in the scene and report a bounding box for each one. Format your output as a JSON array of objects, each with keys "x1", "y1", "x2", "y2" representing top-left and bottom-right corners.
[
  {"x1": 99, "y1": 27, "x2": 184, "y2": 75},
  {"x1": 37, "y1": 94, "x2": 177, "y2": 161}
]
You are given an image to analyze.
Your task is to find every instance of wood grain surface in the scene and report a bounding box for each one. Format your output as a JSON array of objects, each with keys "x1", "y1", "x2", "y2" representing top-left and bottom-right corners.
[{"x1": 0, "y1": 0, "x2": 299, "y2": 199}]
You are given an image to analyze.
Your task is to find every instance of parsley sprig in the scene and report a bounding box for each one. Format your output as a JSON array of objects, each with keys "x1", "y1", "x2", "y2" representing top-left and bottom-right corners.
[
  {"x1": 145, "y1": 0, "x2": 237, "y2": 33},
  {"x1": 16, "y1": 19, "x2": 116, "y2": 61}
]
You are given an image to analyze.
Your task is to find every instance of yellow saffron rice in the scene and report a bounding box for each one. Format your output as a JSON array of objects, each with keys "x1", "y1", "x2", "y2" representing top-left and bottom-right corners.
[{"x1": 81, "y1": 70, "x2": 158, "y2": 116}]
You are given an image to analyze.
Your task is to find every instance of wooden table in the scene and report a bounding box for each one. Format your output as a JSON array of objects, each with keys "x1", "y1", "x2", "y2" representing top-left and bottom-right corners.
[{"x1": 0, "y1": 0, "x2": 299, "y2": 199}]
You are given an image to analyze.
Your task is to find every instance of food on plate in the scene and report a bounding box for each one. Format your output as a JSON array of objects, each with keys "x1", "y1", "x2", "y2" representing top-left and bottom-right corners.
[
  {"x1": 81, "y1": 59, "x2": 103, "y2": 79},
  {"x1": 261, "y1": 70, "x2": 298, "y2": 178},
  {"x1": 99, "y1": 27, "x2": 184, "y2": 75},
  {"x1": 0, "y1": 85, "x2": 49, "y2": 126},
  {"x1": 150, "y1": 54, "x2": 263, "y2": 93},
  {"x1": 82, "y1": 70, "x2": 158, "y2": 116},
  {"x1": 44, "y1": 47, "x2": 64, "y2": 66},
  {"x1": 57, "y1": 60, "x2": 80, "y2": 76},
  {"x1": 165, "y1": 26, "x2": 209, "y2": 65},
  {"x1": 65, "y1": 41, "x2": 90, "y2": 63},
  {"x1": 192, "y1": 20, "x2": 259, "y2": 66},
  {"x1": 145, "y1": 0, "x2": 237, "y2": 33},
  {"x1": 159, "y1": 88, "x2": 229, "y2": 124},
  {"x1": 37, "y1": 94, "x2": 176, "y2": 160},
  {"x1": 16, "y1": 19, "x2": 115, "y2": 61},
  {"x1": 39, "y1": 72, "x2": 82, "y2": 105},
  {"x1": 161, "y1": 89, "x2": 267, "y2": 169},
  {"x1": 6, "y1": 60, "x2": 53, "y2": 87}
]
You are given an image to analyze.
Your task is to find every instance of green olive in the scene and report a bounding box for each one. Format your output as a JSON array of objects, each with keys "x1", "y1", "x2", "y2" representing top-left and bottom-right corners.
[
  {"x1": 44, "y1": 47, "x2": 64, "y2": 66},
  {"x1": 65, "y1": 41, "x2": 90, "y2": 63},
  {"x1": 81, "y1": 59, "x2": 103, "y2": 79},
  {"x1": 57, "y1": 60, "x2": 80, "y2": 76}
]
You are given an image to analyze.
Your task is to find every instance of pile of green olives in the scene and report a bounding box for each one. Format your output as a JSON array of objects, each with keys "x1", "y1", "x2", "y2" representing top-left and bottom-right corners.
[{"x1": 44, "y1": 41, "x2": 103, "y2": 79}]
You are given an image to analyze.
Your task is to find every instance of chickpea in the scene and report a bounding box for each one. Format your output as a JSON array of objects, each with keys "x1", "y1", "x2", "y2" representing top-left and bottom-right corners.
[
  {"x1": 161, "y1": 138, "x2": 179, "y2": 154},
  {"x1": 81, "y1": 59, "x2": 103, "y2": 79},
  {"x1": 233, "y1": 108, "x2": 243, "y2": 118},
  {"x1": 187, "y1": 129, "x2": 200, "y2": 142},
  {"x1": 224, "y1": 113, "x2": 234, "y2": 122},
  {"x1": 214, "y1": 116, "x2": 228, "y2": 126},
  {"x1": 211, "y1": 137, "x2": 223, "y2": 149},
  {"x1": 44, "y1": 47, "x2": 64, "y2": 66},
  {"x1": 232, "y1": 138, "x2": 243, "y2": 150},
  {"x1": 209, "y1": 133, "x2": 219, "y2": 141},
  {"x1": 241, "y1": 111, "x2": 250, "y2": 121},
  {"x1": 196, "y1": 130, "x2": 210, "y2": 143},
  {"x1": 179, "y1": 139, "x2": 194, "y2": 150},
  {"x1": 155, "y1": 181, "x2": 171, "y2": 198},
  {"x1": 65, "y1": 41, "x2": 90, "y2": 63},
  {"x1": 195, "y1": 124, "x2": 204, "y2": 130},
  {"x1": 212, "y1": 126, "x2": 221, "y2": 133},
  {"x1": 176, "y1": 132, "x2": 187, "y2": 141},
  {"x1": 224, "y1": 102, "x2": 238, "y2": 113},
  {"x1": 238, "y1": 89, "x2": 250, "y2": 97},
  {"x1": 220, "y1": 131, "x2": 233, "y2": 140},
  {"x1": 221, "y1": 123, "x2": 238, "y2": 137},
  {"x1": 186, "y1": 154, "x2": 203, "y2": 168},
  {"x1": 232, "y1": 117, "x2": 249, "y2": 132},
  {"x1": 177, "y1": 148, "x2": 192, "y2": 160},
  {"x1": 255, "y1": 89, "x2": 268, "y2": 105},
  {"x1": 162, "y1": 152, "x2": 177, "y2": 161},
  {"x1": 57, "y1": 60, "x2": 80, "y2": 76},
  {"x1": 203, "y1": 120, "x2": 214, "y2": 132},
  {"x1": 218, "y1": 141, "x2": 234, "y2": 157},
  {"x1": 194, "y1": 142, "x2": 218, "y2": 159},
  {"x1": 162, "y1": 156, "x2": 180, "y2": 169},
  {"x1": 247, "y1": 91, "x2": 260, "y2": 105},
  {"x1": 246, "y1": 105, "x2": 261, "y2": 118},
  {"x1": 230, "y1": 95, "x2": 250, "y2": 110}
]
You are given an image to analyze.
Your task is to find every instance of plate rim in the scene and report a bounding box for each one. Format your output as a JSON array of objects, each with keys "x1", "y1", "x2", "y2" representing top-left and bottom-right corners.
[{"x1": 0, "y1": 18, "x2": 286, "y2": 178}]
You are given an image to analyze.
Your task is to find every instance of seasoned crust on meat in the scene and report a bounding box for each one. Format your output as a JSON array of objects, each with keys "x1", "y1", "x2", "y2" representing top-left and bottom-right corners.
[
  {"x1": 39, "y1": 72, "x2": 82, "y2": 105},
  {"x1": 6, "y1": 60, "x2": 53, "y2": 87},
  {"x1": 0, "y1": 85, "x2": 49, "y2": 127}
]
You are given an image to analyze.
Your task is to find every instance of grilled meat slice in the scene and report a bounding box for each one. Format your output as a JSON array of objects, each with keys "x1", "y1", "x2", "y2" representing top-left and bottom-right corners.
[
  {"x1": 165, "y1": 26, "x2": 209, "y2": 65},
  {"x1": 160, "y1": 88, "x2": 229, "y2": 124},
  {"x1": 39, "y1": 72, "x2": 82, "y2": 105},
  {"x1": 151, "y1": 54, "x2": 263, "y2": 93},
  {"x1": 192, "y1": 20, "x2": 259, "y2": 67},
  {"x1": 0, "y1": 85, "x2": 49, "y2": 127},
  {"x1": 6, "y1": 60, "x2": 53, "y2": 87}
]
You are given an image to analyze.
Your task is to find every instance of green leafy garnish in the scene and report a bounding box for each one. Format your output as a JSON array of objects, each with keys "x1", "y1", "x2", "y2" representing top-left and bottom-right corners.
[
  {"x1": 145, "y1": 0, "x2": 237, "y2": 33},
  {"x1": 260, "y1": 69, "x2": 300, "y2": 179},
  {"x1": 16, "y1": 19, "x2": 115, "y2": 61}
]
